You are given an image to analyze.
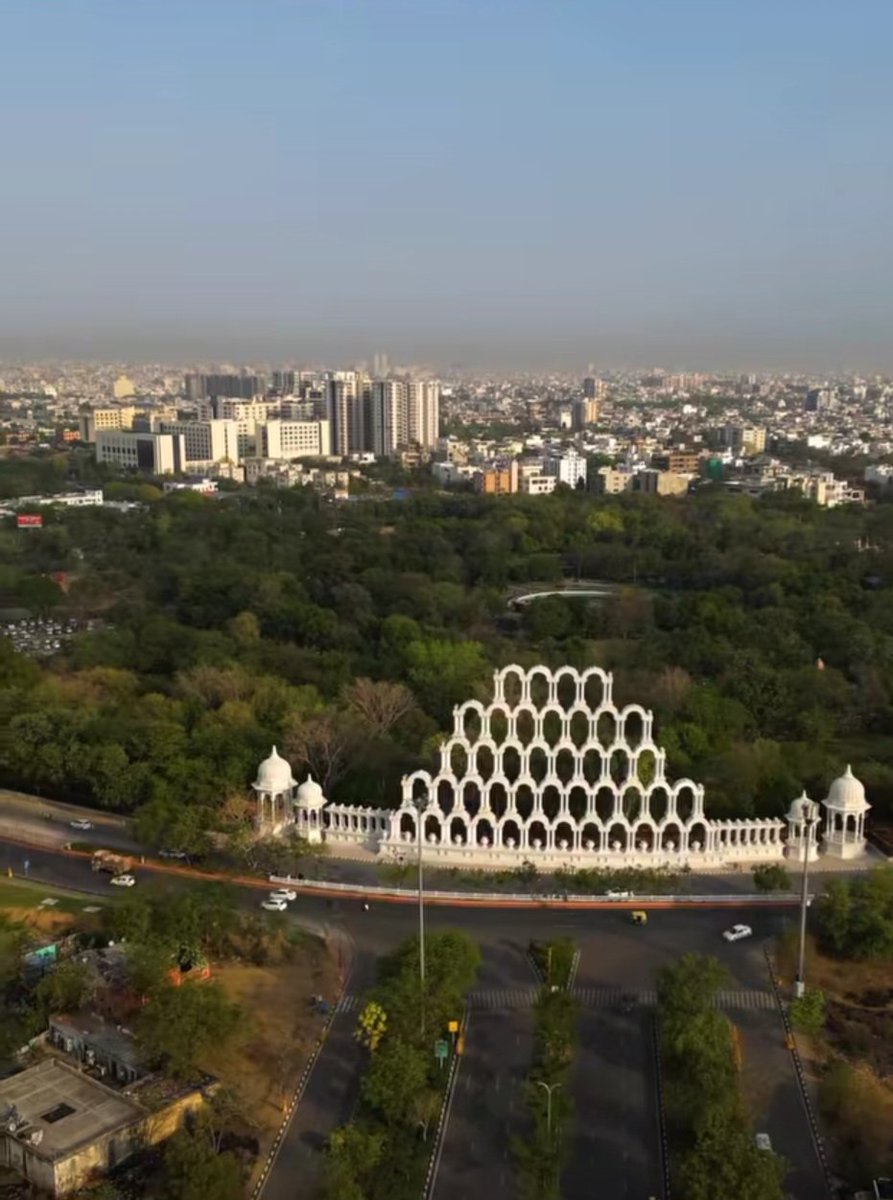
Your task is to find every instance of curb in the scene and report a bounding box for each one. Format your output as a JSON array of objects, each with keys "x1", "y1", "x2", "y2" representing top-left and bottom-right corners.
[
  {"x1": 762, "y1": 947, "x2": 835, "y2": 1198},
  {"x1": 650, "y1": 1015, "x2": 672, "y2": 1200},
  {"x1": 423, "y1": 1013, "x2": 468, "y2": 1200}
]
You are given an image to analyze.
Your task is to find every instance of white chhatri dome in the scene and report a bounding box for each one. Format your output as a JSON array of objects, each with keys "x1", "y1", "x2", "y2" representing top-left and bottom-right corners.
[
  {"x1": 825, "y1": 764, "x2": 868, "y2": 811},
  {"x1": 295, "y1": 773, "x2": 325, "y2": 810},
  {"x1": 253, "y1": 746, "x2": 297, "y2": 794}
]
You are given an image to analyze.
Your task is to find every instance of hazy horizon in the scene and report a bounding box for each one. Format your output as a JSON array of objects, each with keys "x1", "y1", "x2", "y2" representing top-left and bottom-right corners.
[{"x1": 3, "y1": 0, "x2": 891, "y2": 371}]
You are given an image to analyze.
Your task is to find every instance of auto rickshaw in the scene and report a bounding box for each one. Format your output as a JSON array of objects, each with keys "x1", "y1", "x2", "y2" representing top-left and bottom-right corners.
[{"x1": 631, "y1": 910, "x2": 648, "y2": 926}]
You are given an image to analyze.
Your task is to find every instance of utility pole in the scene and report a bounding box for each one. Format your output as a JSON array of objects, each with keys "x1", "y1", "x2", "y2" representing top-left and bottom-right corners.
[
  {"x1": 535, "y1": 1080, "x2": 562, "y2": 1137},
  {"x1": 794, "y1": 795, "x2": 820, "y2": 1000},
  {"x1": 413, "y1": 793, "x2": 430, "y2": 1035}
]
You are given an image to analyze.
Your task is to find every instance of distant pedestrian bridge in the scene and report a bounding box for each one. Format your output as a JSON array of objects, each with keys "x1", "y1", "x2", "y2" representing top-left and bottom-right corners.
[{"x1": 508, "y1": 580, "x2": 621, "y2": 608}]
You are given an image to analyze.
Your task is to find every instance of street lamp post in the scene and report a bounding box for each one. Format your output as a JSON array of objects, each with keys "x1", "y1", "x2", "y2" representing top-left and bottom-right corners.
[
  {"x1": 535, "y1": 1080, "x2": 562, "y2": 1137},
  {"x1": 794, "y1": 797, "x2": 821, "y2": 1000},
  {"x1": 412, "y1": 794, "x2": 429, "y2": 1035}
]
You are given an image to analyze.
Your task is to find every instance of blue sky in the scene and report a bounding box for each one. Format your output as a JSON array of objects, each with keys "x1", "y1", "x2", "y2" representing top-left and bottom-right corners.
[{"x1": 2, "y1": 0, "x2": 891, "y2": 368}]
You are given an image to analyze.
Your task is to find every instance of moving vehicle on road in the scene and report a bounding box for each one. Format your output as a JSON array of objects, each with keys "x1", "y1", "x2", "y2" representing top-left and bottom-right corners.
[
  {"x1": 110, "y1": 874, "x2": 136, "y2": 888},
  {"x1": 723, "y1": 923, "x2": 753, "y2": 942},
  {"x1": 69, "y1": 818, "x2": 94, "y2": 831},
  {"x1": 606, "y1": 889, "x2": 634, "y2": 899},
  {"x1": 158, "y1": 848, "x2": 187, "y2": 859},
  {"x1": 261, "y1": 897, "x2": 288, "y2": 912},
  {"x1": 91, "y1": 850, "x2": 133, "y2": 875},
  {"x1": 269, "y1": 888, "x2": 296, "y2": 903},
  {"x1": 631, "y1": 910, "x2": 648, "y2": 925}
]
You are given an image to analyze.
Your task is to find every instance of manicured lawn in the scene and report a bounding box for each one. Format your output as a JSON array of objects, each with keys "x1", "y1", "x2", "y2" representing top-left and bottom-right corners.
[{"x1": 0, "y1": 877, "x2": 99, "y2": 915}]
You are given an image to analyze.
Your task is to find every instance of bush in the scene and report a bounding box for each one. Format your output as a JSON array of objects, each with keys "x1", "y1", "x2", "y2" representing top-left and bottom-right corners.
[
  {"x1": 753, "y1": 864, "x2": 791, "y2": 892},
  {"x1": 789, "y1": 988, "x2": 826, "y2": 1036},
  {"x1": 529, "y1": 938, "x2": 575, "y2": 988}
]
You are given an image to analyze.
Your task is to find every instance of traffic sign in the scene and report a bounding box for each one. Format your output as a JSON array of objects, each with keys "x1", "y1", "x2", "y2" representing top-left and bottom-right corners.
[
  {"x1": 447, "y1": 1020, "x2": 459, "y2": 1033},
  {"x1": 434, "y1": 1039, "x2": 449, "y2": 1067}
]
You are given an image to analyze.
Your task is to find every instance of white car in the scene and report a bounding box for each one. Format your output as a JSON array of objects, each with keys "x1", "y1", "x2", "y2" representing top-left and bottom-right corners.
[
  {"x1": 261, "y1": 898, "x2": 288, "y2": 912},
  {"x1": 110, "y1": 874, "x2": 136, "y2": 888},
  {"x1": 269, "y1": 888, "x2": 296, "y2": 903},
  {"x1": 69, "y1": 819, "x2": 94, "y2": 831},
  {"x1": 755, "y1": 1132, "x2": 772, "y2": 1152},
  {"x1": 723, "y1": 923, "x2": 753, "y2": 943},
  {"x1": 606, "y1": 889, "x2": 633, "y2": 900},
  {"x1": 158, "y1": 849, "x2": 187, "y2": 859}
]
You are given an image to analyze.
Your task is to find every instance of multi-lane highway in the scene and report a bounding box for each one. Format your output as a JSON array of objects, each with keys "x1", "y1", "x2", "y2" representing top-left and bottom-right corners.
[{"x1": 0, "y1": 834, "x2": 829, "y2": 1200}]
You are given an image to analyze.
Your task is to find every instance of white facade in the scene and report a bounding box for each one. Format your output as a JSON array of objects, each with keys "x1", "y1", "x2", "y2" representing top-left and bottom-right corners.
[
  {"x1": 257, "y1": 419, "x2": 330, "y2": 460},
  {"x1": 519, "y1": 471, "x2": 557, "y2": 495},
  {"x1": 254, "y1": 664, "x2": 871, "y2": 871},
  {"x1": 11, "y1": 490, "x2": 103, "y2": 509},
  {"x1": 546, "y1": 449, "x2": 588, "y2": 488},
  {"x1": 159, "y1": 419, "x2": 240, "y2": 466},
  {"x1": 371, "y1": 380, "x2": 407, "y2": 457},
  {"x1": 406, "y1": 378, "x2": 440, "y2": 449},
  {"x1": 95, "y1": 430, "x2": 185, "y2": 475}
]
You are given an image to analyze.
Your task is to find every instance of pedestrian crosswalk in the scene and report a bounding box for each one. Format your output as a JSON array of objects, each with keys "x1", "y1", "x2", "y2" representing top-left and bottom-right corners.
[{"x1": 334, "y1": 985, "x2": 776, "y2": 1015}]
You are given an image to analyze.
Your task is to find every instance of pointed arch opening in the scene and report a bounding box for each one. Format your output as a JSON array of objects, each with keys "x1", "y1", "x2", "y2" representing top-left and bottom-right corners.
[
  {"x1": 528, "y1": 818, "x2": 548, "y2": 851},
  {"x1": 675, "y1": 784, "x2": 696, "y2": 823},
  {"x1": 399, "y1": 812, "x2": 417, "y2": 840},
  {"x1": 555, "y1": 670, "x2": 578, "y2": 712},
  {"x1": 502, "y1": 668, "x2": 524, "y2": 709},
  {"x1": 595, "y1": 785, "x2": 616, "y2": 824},
  {"x1": 569, "y1": 709, "x2": 590, "y2": 748},
  {"x1": 449, "y1": 816, "x2": 467, "y2": 846},
  {"x1": 581, "y1": 821, "x2": 600, "y2": 851},
  {"x1": 555, "y1": 747, "x2": 576, "y2": 785},
  {"x1": 528, "y1": 745, "x2": 549, "y2": 785},
  {"x1": 423, "y1": 814, "x2": 442, "y2": 843},
  {"x1": 607, "y1": 822, "x2": 628, "y2": 851},
  {"x1": 436, "y1": 778, "x2": 455, "y2": 817},
  {"x1": 476, "y1": 817, "x2": 494, "y2": 847},
  {"x1": 596, "y1": 709, "x2": 617, "y2": 749},
  {"x1": 583, "y1": 669, "x2": 607, "y2": 711},
  {"x1": 515, "y1": 783, "x2": 534, "y2": 821},
  {"x1": 622, "y1": 707, "x2": 647, "y2": 750},
  {"x1": 583, "y1": 747, "x2": 604, "y2": 785},
  {"x1": 687, "y1": 820, "x2": 708, "y2": 852},
  {"x1": 501, "y1": 744, "x2": 522, "y2": 783},
  {"x1": 488, "y1": 780, "x2": 508, "y2": 820},
  {"x1": 516, "y1": 708, "x2": 537, "y2": 745},
  {"x1": 461, "y1": 705, "x2": 482, "y2": 745},
  {"x1": 647, "y1": 785, "x2": 669, "y2": 825},
  {"x1": 568, "y1": 785, "x2": 588, "y2": 823},
  {"x1": 660, "y1": 822, "x2": 682, "y2": 851},
  {"x1": 542, "y1": 783, "x2": 561, "y2": 822},
  {"x1": 542, "y1": 708, "x2": 563, "y2": 748},
  {"x1": 621, "y1": 785, "x2": 642, "y2": 823},
  {"x1": 475, "y1": 744, "x2": 495, "y2": 783},
  {"x1": 501, "y1": 817, "x2": 521, "y2": 850},
  {"x1": 633, "y1": 823, "x2": 655, "y2": 851},
  {"x1": 636, "y1": 748, "x2": 658, "y2": 788},
  {"x1": 461, "y1": 779, "x2": 481, "y2": 821},
  {"x1": 448, "y1": 742, "x2": 467, "y2": 780},
  {"x1": 529, "y1": 669, "x2": 552, "y2": 708},
  {"x1": 554, "y1": 819, "x2": 576, "y2": 851},
  {"x1": 488, "y1": 706, "x2": 509, "y2": 746},
  {"x1": 610, "y1": 748, "x2": 630, "y2": 785}
]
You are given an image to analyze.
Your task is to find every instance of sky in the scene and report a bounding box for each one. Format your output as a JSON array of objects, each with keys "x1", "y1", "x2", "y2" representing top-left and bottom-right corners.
[{"x1": 2, "y1": 0, "x2": 892, "y2": 371}]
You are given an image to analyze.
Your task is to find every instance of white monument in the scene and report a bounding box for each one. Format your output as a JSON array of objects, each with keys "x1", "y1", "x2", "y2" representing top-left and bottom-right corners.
[{"x1": 251, "y1": 665, "x2": 870, "y2": 870}]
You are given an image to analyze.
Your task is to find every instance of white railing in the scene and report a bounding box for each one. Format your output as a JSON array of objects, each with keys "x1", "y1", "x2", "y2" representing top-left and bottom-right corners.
[{"x1": 269, "y1": 875, "x2": 805, "y2": 905}]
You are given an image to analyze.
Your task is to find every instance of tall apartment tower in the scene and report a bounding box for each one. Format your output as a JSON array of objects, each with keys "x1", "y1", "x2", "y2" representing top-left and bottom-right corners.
[
  {"x1": 326, "y1": 371, "x2": 365, "y2": 456},
  {"x1": 406, "y1": 379, "x2": 440, "y2": 449},
  {"x1": 371, "y1": 379, "x2": 408, "y2": 457}
]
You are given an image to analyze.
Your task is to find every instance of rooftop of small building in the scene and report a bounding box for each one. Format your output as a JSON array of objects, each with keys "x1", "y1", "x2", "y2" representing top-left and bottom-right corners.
[
  {"x1": 49, "y1": 1011, "x2": 144, "y2": 1073},
  {"x1": 0, "y1": 1059, "x2": 143, "y2": 1162}
]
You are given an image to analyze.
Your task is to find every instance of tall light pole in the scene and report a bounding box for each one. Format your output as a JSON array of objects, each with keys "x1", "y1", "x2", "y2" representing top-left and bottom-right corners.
[
  {"x1": 793, "y1": 794, "x2": 821, "y2": 1000},
  {"x1": 535, "y1": 1080, "x2": 562, "y2": 1137},
  {"x1": 412, "y1": 793, "x2": 429, "y2": 1036}
]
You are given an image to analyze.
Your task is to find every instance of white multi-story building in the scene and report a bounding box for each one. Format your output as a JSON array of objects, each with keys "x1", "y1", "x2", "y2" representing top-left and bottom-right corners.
[
  {"x1": 256, "y1": 420, "x2": 330, "y2": 460},
  {"x1": 546, "y1": 448, "x2": 588, "y2": 488},
  {"x1": 95, "y1": 430, "x2": 185, "y2": 475},
  {"x1": 326, "y1": 371, "x2": 363, "y2": 457},
  {"x1": 371, "y1": 380, "x2": 407, "y2": 457},
  {"x1": 158, "y1": 419, "x2": 240, "y2": 467},
  {"x1": 406, "y1": 378, "x2": 440, "y2": 449}
]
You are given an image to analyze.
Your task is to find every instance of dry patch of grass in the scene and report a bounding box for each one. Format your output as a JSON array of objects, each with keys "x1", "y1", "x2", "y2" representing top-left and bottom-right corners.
[{"x1": 201, "y1": 941, "x2": 339, "y2": 1138}]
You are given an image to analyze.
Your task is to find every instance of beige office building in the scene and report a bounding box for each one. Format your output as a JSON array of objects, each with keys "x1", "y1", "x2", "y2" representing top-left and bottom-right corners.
[{"x1": 256, "y1": 419, "x2": 330, "y2": 460}]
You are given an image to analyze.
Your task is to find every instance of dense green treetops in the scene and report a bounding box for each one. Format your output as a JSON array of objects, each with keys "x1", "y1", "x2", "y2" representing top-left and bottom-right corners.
[{"x1": 2, "y1": 480, "x2": 893, "y2": 834}]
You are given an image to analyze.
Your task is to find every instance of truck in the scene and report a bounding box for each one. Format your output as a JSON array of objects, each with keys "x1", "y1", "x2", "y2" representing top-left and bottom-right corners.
[{"x1": 91, "y1": 850, "x2": 133, "y2": 875}]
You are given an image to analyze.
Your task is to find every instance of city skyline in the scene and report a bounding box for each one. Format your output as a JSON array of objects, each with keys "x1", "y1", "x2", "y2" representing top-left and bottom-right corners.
[{"x1": 2, "y1": 0, "x2": 892, "y2": 370}]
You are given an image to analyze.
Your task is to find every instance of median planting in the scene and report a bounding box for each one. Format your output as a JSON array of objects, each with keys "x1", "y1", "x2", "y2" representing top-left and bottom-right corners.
[{"x1": 323, "y1": 930, "x2": 480, "y2": 1200}]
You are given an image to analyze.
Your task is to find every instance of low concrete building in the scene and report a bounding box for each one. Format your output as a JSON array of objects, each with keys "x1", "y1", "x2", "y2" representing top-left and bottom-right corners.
[{"x1": 0, "y1": 1059, "x2": 210, "y2": 1197}]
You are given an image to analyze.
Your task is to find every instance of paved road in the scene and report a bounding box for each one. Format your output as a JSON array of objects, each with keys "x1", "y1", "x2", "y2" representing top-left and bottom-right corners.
[
  {"x1": 263, "y1": 947, "x2": 377, "y2": 1200},
  {"x1": 432, "y1": 941, "x2": 536, "y2": 1200},
  {"x1": 564, "y1": 1005, "x2": 663, "y2": 1200},
  {"x1": 737, "y1": 1007, "x2": 829, "y2": 1200}
]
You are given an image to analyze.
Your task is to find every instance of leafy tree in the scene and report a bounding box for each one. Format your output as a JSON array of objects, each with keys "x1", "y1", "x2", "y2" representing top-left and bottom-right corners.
[
  {"x1": 322, "y1": 1125, "x2": 385, "y2": 1200},
  {"x1": 157, "y1": 1123, "x2": 242, "y2": 1200},
  {"x1": 361, "y1": 1038, "x2": 429, "y2": 1125},
  {"x1": 753, "y1": 864, "x2": 791, "y2": 893},
  {"x1": 35, "y1": 960, "x2": 93, "y2": 1017},
  {"x1": 356, "y1": 1000, "x2": 388, "y2": 1052},
  {"x1": 137, "y1": 980, "x2": 242, "y2": 1079}
]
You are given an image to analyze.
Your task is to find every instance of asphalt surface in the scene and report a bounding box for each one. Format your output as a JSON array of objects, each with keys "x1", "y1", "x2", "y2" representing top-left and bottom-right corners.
[{"x1": 0, "y1": 837, "x2": 826, "y2": 1200}]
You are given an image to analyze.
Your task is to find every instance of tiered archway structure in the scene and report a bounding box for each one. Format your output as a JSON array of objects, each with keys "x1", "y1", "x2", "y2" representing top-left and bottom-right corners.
[{"x1": 390, "y1": 664, "x2": 784, "y2": 866}]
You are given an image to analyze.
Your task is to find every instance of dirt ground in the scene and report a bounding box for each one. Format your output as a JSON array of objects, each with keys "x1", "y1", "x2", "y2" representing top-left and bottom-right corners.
[{"x1": 201, "y1": 940, "x2": 340, "y2": 1141}]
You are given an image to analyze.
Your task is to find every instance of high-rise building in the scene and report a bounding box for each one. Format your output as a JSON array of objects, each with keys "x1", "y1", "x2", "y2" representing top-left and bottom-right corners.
[
  {"x1": 184, "y1": 373, "x2": 266, "y2": 401},
  {"x1": 406, "y1": 379, "x2": 440, "y2": 449},
  {"x1": 326, "y1": 371, "x2": 363, "y2": 457},
  {"x1": 371, "y1": 379, "x2": 407, "y2": 457},
  {"x1": 572, "y1": 398, "x2": 599, "y2": 430},
  {"x1": 373, "y1": 352, "x2": 390, "y2": 378},
  {"x1": 583, "y1": 376, "x2": 597, "y2": 399}
]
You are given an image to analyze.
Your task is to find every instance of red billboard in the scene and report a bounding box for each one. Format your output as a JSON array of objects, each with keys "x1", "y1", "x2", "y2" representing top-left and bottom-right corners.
[{"x1": 17, "y1": 514, "x2": 43, "y2": 528}]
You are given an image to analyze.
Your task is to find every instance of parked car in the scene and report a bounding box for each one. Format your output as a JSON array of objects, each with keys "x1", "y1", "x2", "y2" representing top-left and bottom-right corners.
[
  {"x1": 723, "y1": 923, "x2": 753, "y2": 943},
  {"x1": 110, "y1": 874, "x2": 136, "y2": 888},
  {"x1": 755, "y1": 1133, "x2": 772, "y2": 1152},
  {"x1": 261, "y1": 898, "x2": 288, "y2": 912},
  {"x1": 606, "y1": 889, "x2": 633, "y2": 900},
  {"x1": 269, "y1": 888, "x2": 296, "y2": 903},
  {"x1": 158, "y1": 848, "x2": 187, "y2": 859},
  {"x1": 69, "y1": 819, "x2": 93, "y2": 831}
]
